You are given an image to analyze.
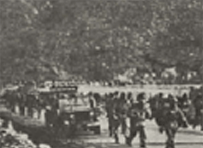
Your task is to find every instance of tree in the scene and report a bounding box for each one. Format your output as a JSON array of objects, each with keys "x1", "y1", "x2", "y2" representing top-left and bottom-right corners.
[{"x1": 0, "y1": 0, "x2": 202, "y2": 83}]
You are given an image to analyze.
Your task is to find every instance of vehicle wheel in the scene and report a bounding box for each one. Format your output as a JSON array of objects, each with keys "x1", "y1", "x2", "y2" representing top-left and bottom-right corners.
[{"x1": 93, "y1": 126, "x2": 101, "y2": 135}]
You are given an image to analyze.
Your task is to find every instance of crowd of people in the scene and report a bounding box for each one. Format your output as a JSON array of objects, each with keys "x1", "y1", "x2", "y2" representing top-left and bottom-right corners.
[
  {"x1": 104, "y1": 87, "x2": 203, "y2": 148},
  {"x1": 0, "y1": 85, "x2": 203, "y2": 148},
  {"x1": 2, "y1": 90, "x2": 51, "y2": 118},
  {"x1": 0, "y1": 88, "x2": 62, "y2": 131}
]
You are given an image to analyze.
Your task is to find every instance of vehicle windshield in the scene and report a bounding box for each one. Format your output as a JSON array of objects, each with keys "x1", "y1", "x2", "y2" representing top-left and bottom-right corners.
[
  {"x1": 59, "y1": 95, "x2": 91, "y2": 112},
  {"x1": 67, "y1": 96, "x2": 89, "y2": 106}
]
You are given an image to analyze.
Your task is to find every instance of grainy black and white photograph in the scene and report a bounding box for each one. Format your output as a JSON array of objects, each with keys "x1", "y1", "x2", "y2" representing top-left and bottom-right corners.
[{"x1": 0, "y1": 0, "x2": 203, "y2": 148}]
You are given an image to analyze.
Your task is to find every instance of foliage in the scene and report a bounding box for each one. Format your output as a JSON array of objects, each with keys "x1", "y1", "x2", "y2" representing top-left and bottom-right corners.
[{"x1": 0, "y1": 0, "x2": 202, "y2": 83}]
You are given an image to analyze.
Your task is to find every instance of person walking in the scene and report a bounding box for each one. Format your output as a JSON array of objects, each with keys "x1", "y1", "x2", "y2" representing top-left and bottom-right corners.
[
  {"x1": 157, "y1": 94, "x2": 188, "y2": 148},
  {"x1": 193, "y1": 92, "x2": 203, "y2": 130},
  {"x1": 126, "y1": 92, "x2": 151, "y2": 148},
  {"x1": 118, "y1": 92, "x2": 130, "y2": 135}
]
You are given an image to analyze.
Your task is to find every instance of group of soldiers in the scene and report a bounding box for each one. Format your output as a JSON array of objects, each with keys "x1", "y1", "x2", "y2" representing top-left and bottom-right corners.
[
  {"x1": 105, "y1": 88, "x2": 203, "y2": 148},
  {"x1": 105, "y1": 91, "x2": 149, "y2": 147},
  {"x1": 1, "y1": 84, "x2": 202, "y2": 148},
  {"x1": 1, "y1": 88, "x2": 60, "y2": 121}
]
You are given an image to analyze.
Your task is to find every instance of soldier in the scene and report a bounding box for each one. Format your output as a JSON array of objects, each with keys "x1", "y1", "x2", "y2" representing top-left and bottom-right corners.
[
  {"x1": 192, "y1": 92, "x2": 203, "y2": 130},
  {"x1": 18, "y1": 93, "x2": 26, "y2": 116},
  {"x1": 177, "y1": 93, "x2": 193, "y2": 124},
  {"x1": 126, "y1": 92, "x2": 150, "y2": 148},
  {"x1": 127, "y1": 92, "x2": 133, "y2": 104},
  {"x1": 1, "y1": 116, "x2": 9, "y2": 128},
  {"x1": 26, "y1": 93, "x2": 35, "y2": 117},
  {"x1": 118, "y1": 92, "x2": 130, "y2": 135},
  {"x1": 158, "y1": 94, "x2": 188, "y2": 148},
  {"x1": 45, "y1": 105, "x2": 58, "y2": 129},
  {"x1": 4, "y1": 91, "x2": 13, "y2": 112},
  {"x1": 189, "y1": 86, "x2": 195, "y2": 100},
  {"x1": 10, "y1": 91, "x2": 17, "y2": 113},
  {"x1": 93, "y1": 93, "x2": 101, "y2": 105},
  {"x1": 148, "y1": 93, "x2": 163, "y2": 120},
  {"x1": 111, "y1": 91, "x2": 121, "y2": 144},
  {"x1": 106, "y1": 93, "x2": 114, "y2": 137},
  {"x1": 153, "y1": 94, "x2": 167, "y2": 132},
  {"x1": 35, "y1": 95, "x2": 44, "y2": 119},
  {"x1": 178, "y1": 93, "x2": 188, "y2": 107},
  {"x1": 88, "y1": 92, "x2": 96, "y2": 109}
]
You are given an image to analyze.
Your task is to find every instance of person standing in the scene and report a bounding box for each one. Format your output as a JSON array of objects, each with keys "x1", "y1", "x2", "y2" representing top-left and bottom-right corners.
[
  {"x1": 45, "y1": 105, "x2": 58, "y2": 129},
  {"x1": 106, "y1": 93, "x2": 114, "y2": 137},
  {"x1": 118, "y1": 92, "x2": 130, "y2": 135},
  {"x1": 26, "y1": 93, "x2": 35, "y2": 117},
  {"x1": 88, "y1": 92, "x2": 96, "y2": 109},
  {"x1": 19, "y1": 93, "x2": 26, "y2": 116},
  {"x1": 111, "y1": 91, "x2": 121, "y2": 144}
]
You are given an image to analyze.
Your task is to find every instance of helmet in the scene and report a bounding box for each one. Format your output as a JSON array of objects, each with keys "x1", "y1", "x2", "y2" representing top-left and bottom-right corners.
[
  {"x1": 137, "y1": 92, "x2": 146, "y2": 101},
  {"x1": 168, "y1": 94, "x2": 178, "y2": 103}
]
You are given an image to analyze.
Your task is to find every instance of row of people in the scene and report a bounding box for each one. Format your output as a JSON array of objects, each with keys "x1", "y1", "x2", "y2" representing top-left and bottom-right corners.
[
  {"x1": 105, "y1": 92, "x2": 150, "y2": 147},
  {"x1": 1, "y1": 90, "x2": 59, "y2": 119},
  {"x1": 105, "y1": 91, "x2": 202, "y2": 148},
  {"x1": 150, "y1": 92, "x2": 203, "y2": 130}
]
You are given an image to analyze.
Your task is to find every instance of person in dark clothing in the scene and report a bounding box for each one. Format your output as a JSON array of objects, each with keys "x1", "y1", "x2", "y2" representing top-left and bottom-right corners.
[
  {"x1": 45, "y1": 106, "x2": 58, "y2": 129},
  {"x1": 89, "y1": 92, "x2": 96, "y2": 109},
  {"x1": 1, "y1": 117, "x2": 10, "y2": 128},
  {"x1": 148, "y1": 93, "x2": 163, "y2": 120},
  {"x1": 10, "y1": 92, "x2": 17, "y2": 113},
  {"x1": 127, "y1": 92, "x2": 134, "y2": 104},
  {"x1": 26, "y1": 94, "x2": 35, "y2": 117},
  {"x1": 157, "y1": 94, "x2": 188, "y2": 148},
  {"x1": 177, "y1": 93, "x2": 193, "y2": 124},
  {"x1": 118, "y1": 92, "x2": 129, "y2": 135},
  {"x1": 192, "y1": 93, "x2": 203, "y2": 130},
  {"x1": 35, "y1": 96, "x2": 44, "y2": 119},
  {"x1": 126, "y1": 92, "x2": 150, "y2": 148},
  {"x1": 18, "y1": 94, "x2": 26, "y2": 116},
  {"x1": 111, "y1": 91, "x2": 121, "y2": 144},
  {"x1": 106, "y1": 93, "x2": 114, "y2": 137}
]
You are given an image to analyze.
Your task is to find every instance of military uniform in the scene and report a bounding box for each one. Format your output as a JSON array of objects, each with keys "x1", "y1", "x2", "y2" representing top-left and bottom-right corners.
[
  {"x1": 126, "y1": 93, "x2": 150, "y2": 148},
  {"x1": 106, "y1": 93, "x2": 114, "y2": 137},
  {"x1": 117, "y1": 92, "x2": 130, "y2": 135},
  {"x1": 45, "y1": 106, "x2": 58, "y2": 128},
  {"x1": 119, "y1": 100, "x2": 130, "y2": 135},
  {"x1": 26, "y1": 94, "x2": 35, "y2": 117},
  {"x1": 35, "y1": 96, "x2": 44, "y2": 119},
  {"x1": 193, "y1": 93, "x2": 203, "y2": 130},
  {"x1": 148, "y1": 93, "x2": 163, "y2": 120},
  {"x1": 19, "y1": 94, "x2": 26, "y2": 116},
  {"x1": 89, "y1": 92, "x2": 96, "y2": 109},
  {"x1": 158, "y1": 95, "x2": 188, "y2": 148},
  {"x1": 10, "y1": 92, "x2": 17, "y2": 113},
  {"x1": 112, "y1": 93, "x2": 121, "y2": 143},
  {"x1": 177, "y1": 93, "x2": 194, "y2": 125}
]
